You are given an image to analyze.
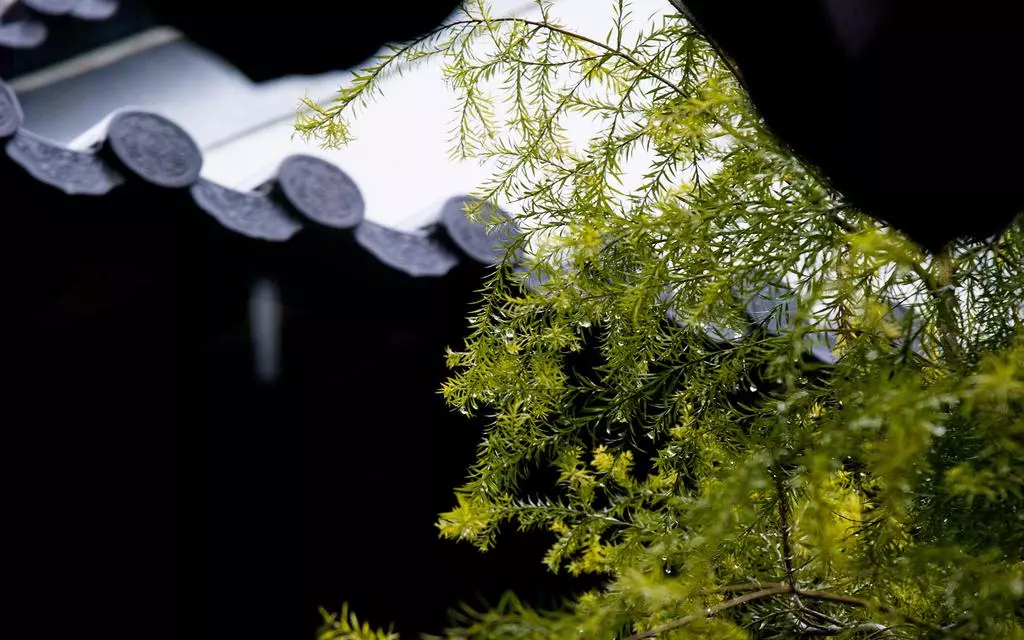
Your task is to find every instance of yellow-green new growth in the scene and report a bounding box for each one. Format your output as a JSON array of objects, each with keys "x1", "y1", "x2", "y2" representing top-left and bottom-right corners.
[{"x1": 300, "y1": 1, "x2": 1024, "y2": 637}]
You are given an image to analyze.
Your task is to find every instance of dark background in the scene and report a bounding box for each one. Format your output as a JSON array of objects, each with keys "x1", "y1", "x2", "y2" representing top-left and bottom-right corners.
[
  {"x1": 0, "y1": 120, "x2": 586, "y2": 640},
  {"x1": 2, "y1": 1, "x2": 585, "y2": 638}
]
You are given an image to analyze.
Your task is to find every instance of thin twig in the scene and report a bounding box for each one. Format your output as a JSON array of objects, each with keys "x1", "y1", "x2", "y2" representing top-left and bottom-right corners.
[
  {"x1": 714, "y1": 581, "x2": 785, "y2": 594},
  {"x1": 856, "y1": 622, "x2": 895, "y2": 638},
  {"x1": 795, "y1": 589, "x2": 944, "y2": 633},
  {"x1": 618, "y1": 582, "x2": 945, "y2": 639},
  {"x1": 621, "y1": 585, "x2": 793, "y2": 640},
  {"x1": 773, "y1": 468, "x2": 797, "y2": 590},
  {"x1": 796, "y1": 599, "x2": 846, "y2": 629}
]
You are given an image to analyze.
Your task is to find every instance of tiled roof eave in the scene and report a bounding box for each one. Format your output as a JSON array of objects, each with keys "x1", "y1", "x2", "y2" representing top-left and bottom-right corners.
[
  {"x1": 1, "y1": 76, "x2": 923, "y2": 367},
  {"x1": 0, "y1": 79, "x2": 509, "y2": 279},
  {"x1": 1, "y1": 0, "x2": 120, "y2": 50}
]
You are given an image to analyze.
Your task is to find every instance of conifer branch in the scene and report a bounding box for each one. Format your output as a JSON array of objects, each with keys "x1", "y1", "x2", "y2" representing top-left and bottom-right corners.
[
  {"x1": 443, "y1": 18, "x2": 689, "y2": 98},
  {"x1": 298, "y1": 11, "x2": 689, "y2": 144},
  {"x1": 308, "y1": 3, "x2": 1024, "y2": 637},
  {"x1": 829, "y1": 207, "x2": 965, "y2": 362},
  {"x1": 909, "y1": 252, "x2": 964, "y2": 362}
]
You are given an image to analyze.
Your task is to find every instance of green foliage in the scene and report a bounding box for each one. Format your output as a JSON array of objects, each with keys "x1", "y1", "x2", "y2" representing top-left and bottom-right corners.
[
  {"x1": 300, "y1": 1, "x2": 1024, "y2": 637},
  {"x1": 319, "y1": 605, "x2": 399, "y2": 640}
]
